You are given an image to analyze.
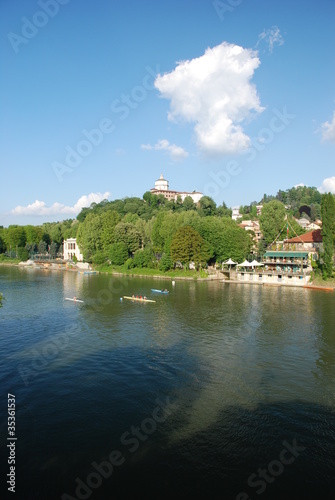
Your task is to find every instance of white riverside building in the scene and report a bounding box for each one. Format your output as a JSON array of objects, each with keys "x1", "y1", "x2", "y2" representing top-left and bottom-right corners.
[
  {"x1": 150, "y1": 174, "x2": 203, "y2": 204},
  {"x1": 63, "y1": 238, "x2": 83, "y2": 262}
]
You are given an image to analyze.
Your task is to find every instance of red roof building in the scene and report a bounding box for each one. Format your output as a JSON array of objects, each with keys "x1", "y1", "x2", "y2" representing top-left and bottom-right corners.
[
  {"x1": 284, "y1": 229, "x2": 323, "y2": 256},
  {"x1": 286, "y1": 229, "x2": 322, "y2": 244}
]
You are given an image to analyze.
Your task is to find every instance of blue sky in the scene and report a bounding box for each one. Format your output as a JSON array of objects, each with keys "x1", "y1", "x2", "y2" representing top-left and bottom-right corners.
[{"x1": 1, "y1": 0, "x2": 334, "y2": 227}]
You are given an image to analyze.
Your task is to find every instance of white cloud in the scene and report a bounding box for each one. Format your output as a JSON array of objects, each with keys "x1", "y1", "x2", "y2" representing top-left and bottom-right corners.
[
  {"x1": 11, "y1": 192, "x2": 110, "y2": 217},
  {"x1": 256, "y1": 26, "x2": 284, "y2": 53},
  {"x1": 319, "y1": 177, "x2": 335, "y2": 194},
  {"x1": 141, "y1": 139, "x2": 189, "y2": 160},
  {"x1": 154, "y1": 42, "x2": 264, "y2": 156},
  {"x1": 321, "y1": 111, "x2": 335, "y2": 143},
  {"x1": 294, "y1": 183, "x2": 305, "y2": 188}
]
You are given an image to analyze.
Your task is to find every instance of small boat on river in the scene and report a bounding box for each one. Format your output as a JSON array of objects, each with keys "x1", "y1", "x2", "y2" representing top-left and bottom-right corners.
[
  {"x1": 151, "y1": 289, "x2": 169, "y2": 294},
  {"x1": 123, "y1": 296, "x2": 156, "y2": 303}
]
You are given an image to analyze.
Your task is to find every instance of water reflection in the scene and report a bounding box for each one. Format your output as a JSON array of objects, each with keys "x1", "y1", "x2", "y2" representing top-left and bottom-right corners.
[{"x1": 1, "y1": 267, "x2": 335, "y2": 498}]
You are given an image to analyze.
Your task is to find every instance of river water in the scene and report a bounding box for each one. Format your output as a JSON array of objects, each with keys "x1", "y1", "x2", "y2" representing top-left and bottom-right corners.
[{"x1": 0, "y1": 266, "x2": 334, "y2": 499}]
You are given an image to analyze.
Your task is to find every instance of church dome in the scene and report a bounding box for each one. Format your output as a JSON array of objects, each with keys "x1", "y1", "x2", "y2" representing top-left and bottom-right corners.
[{"x1": 154, "y1": 173, "x2": 169, "y2": 191}]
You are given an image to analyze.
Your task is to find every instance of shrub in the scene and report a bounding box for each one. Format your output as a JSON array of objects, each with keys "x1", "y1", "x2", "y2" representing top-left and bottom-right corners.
[
  {"x1": 124, "y1": 258, "x2": 135, "y2": 270},
  {"x1": 92, "y1": 251, "x2": 108, "y2": 265},
  {"x1": 132, "y1": 248, "x2": 155, "y2": 268}
]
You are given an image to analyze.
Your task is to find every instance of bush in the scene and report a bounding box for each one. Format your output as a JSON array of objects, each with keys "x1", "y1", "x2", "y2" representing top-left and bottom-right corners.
[
  {"x1": 92, "y1": 251, "x2": 108, "y2": 265},
  {"x1": 132, "y1": 248, "x2": 155, "y2": 268},
  {"x1": 124, "y1": 258, "x2": 135, "y2": 270}
]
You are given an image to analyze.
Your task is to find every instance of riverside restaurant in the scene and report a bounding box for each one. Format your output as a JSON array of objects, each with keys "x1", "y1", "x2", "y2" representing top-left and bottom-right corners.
[{"x1": 234, "y1": 251, "x2": 311, "y2": 286}]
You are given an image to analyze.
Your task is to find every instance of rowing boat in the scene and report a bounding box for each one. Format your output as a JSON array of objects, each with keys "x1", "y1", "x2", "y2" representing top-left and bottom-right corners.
[
  {"x1": 151, "y1": 289, "x2": 169, "y2": 294},
  {"x1": 65, "y1": 298, "x2": 84, "y2": 303},
  {"x1": 123, "y1": 296, "x2": 156, "y2": 303}
]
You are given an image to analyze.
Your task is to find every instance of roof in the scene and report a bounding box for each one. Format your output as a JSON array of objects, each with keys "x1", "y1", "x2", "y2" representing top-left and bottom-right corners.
[
  {"x1": 239, "y1": 220, "x2": 260, "y2": 227},
  {"x1": 286, "y1": 229, "x2": 322, "y2": 243},
  {"x1": 156, "y1": 173, "x2": 167, "y2": 181},
  {"x1": 264, "y1": 251, "x2": 308, "y2": 258}
]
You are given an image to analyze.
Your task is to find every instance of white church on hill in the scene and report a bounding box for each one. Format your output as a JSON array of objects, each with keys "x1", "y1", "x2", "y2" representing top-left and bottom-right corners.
[{"x1": 150, "y1": 173, "x2": 203, "y2": 204}]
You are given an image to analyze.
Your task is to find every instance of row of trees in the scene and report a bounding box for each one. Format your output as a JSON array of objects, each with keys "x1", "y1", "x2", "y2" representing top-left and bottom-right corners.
[
  {"x1": 75, "y1": 208, "x2": 253, "y2": 270},
  {"x1": 0, "y1": 220, "x2": 78, "y2": 260},
  {"x1": 262, "y1": 185, "x2": 322, "y2": 221},
  {"x1": 74, "y1": 192, "x2": 335, "y2": 274},
  {"x1": 1, "y1": 188, "x2": 334, "y2": 276},
  {"x1": 77, "y1": 193, "x2": 231, "y2": 223}
]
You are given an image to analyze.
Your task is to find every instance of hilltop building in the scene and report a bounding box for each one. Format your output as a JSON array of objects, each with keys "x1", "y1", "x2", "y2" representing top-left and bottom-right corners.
[
  {"x1": 150, "y1": 174, "x2": 203, "y2": 204},
  {"x1": 232, "y1": 207, "x2": 241, "y2": 220}
]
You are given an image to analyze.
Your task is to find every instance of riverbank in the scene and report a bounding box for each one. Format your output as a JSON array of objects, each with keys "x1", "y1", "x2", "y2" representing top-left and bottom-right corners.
[
  {"x1": 94, "y1": 263, "x2": 213, "y2": 280},
  {"x1": 308, "y1": 274, "x2": 335, "y2": 288},
  {"x1": 0, "y1": 260, "x2": 213, "y2": 280},
  {"x1": 222, "y1": 279, "x2": 334, "y2": 291},
  {"x1": 1, "y1": 259, "x2": 334, "y2": 289}
]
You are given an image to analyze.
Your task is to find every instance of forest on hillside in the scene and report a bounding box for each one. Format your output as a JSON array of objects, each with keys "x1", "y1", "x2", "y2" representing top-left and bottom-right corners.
[
  {"x1": 239, "y1": 185, "x2": 322, "y2": 220},
  {"x1": 0, "y1": 186, "x2": 333, "y2": 272}
]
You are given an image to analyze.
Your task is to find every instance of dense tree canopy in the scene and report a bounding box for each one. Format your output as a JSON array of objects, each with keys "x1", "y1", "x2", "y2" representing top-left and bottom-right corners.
[
  {"x1": 198, "y1": 196, "x2": 217, "y2": 216},
  {"x1": 321, "y1": 193, "x2": 335, "y2": 277},
  {"x1": 113, "y1": 222, "x2": 141, "y2": 253},
  {"x1": 170, "y1": 226, "x2": 211, "y2": 269},
  {"x1": 108, "y1": 242, "x2": 129, "y2": 266},
  {"x1": 6, "y1": 226, "x2": 26, "y2": 248},
  {"x1": 76, "y1": 213, "x2": 105, "y2": 260},
  {"x1": 2, "y1": 184, "x2": 327, "y2": 272},
  {"x1": 273, "y1": 185, "x2": 321, "y2": 220},
  {"x1": 259, "y1": 200, "x2": 286, "y2": 247}
]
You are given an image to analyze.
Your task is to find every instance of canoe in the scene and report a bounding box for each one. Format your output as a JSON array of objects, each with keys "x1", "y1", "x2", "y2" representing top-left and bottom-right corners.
[
  {"x1": 151, "y1": 289, "x2": 169, "y2": 294},
  {"x1": 65, "y1": 298, "x2": 84, "y2": 303},
  {"x1": 123, "y1": 296, "x2": 156, "y2": 303}
]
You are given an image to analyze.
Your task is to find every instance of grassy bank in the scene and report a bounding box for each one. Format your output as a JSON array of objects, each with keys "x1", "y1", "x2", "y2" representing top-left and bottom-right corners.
[
  {"x1": 0, "y1": 255, "x2": 21, "y2": 264},
  {"x1": 309, "y1": 273, "x2": 335, "y2": 288},
  {"x1": 94, "y1": 264, "x2": 209, "y2": 280}
]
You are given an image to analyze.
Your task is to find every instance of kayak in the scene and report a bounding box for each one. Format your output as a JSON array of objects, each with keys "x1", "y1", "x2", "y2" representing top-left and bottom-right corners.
[
  {"x1": 151, "y1": 289, "x2": 169, "y2": 294},
  {"x1": 65, "y1": 298, "x2": 84, "y2": 303},
  {"x1": 123, "y1": 296, "x2": 156, "y2": 303}
]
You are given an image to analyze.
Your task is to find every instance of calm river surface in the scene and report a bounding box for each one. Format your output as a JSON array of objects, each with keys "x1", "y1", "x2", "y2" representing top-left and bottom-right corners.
[{"x1": 0, "y1": 266, "x2": 334, "y2": 499}]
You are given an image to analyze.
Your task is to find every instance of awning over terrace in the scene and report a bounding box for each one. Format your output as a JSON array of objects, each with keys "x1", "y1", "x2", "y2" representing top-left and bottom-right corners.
[{"x1": 264, "y1": 251, "x2": 308, "y2": 259}]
